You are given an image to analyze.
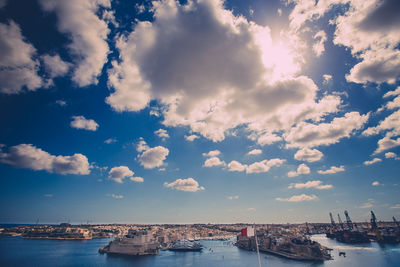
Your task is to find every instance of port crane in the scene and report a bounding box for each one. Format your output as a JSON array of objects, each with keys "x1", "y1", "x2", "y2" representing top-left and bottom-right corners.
[
  {"x1": 329, "y1": 212, "x2": 336, "y2": 229},
  {"x1": 393, "y1": 216, "x2": 400, "y2": 230},
  {"x1": 344, "y1": 210, "x2": 353, "y2": 230},
  {"x1": 371, "y1": 211, "x2": 378, "y2": 230},
  {"x1": 337, "y1": 214, "x2": 344, "y2": 230}
]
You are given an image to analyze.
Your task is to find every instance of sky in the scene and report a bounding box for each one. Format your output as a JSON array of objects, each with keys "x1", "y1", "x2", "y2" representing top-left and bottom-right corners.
[{"x1": 0, "y1": 0, "x2": 399, "y2": 224}]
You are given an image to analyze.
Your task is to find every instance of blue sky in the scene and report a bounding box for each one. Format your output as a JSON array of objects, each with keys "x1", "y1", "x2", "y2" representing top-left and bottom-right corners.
[{"x1": 0, "y1": 0, "x2": 399, "y2": 224}]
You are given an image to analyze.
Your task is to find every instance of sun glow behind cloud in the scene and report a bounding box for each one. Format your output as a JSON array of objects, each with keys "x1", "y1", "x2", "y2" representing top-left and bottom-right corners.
[{"x1": 254, "y1": 27, "x2": 299, "y2": 82}]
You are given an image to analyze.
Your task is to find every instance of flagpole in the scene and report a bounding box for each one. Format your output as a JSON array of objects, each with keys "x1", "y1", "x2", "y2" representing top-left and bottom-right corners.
[{"x1": 254, "y1": 223, "x2": 261, "y2": 267}]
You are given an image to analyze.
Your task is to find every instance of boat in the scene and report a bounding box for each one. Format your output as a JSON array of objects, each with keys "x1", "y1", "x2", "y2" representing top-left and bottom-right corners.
[
  {"x1": 99, "y1": 230, "x2": 158, "y2": 256},
  {"x1": 333, "y1": 229, "x2": 370, "y2": 244},
  {"x1": 326, "y1": 211, "x2": 370, "y2": 244},
  {"x1": 168, "y1": 239, "x2": 203, "y2": 251}
]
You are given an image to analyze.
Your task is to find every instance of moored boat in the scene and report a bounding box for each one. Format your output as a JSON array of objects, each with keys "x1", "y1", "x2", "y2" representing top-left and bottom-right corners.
[{"x1": 168, "y1": 239, "x2": 203, "y2": 251}]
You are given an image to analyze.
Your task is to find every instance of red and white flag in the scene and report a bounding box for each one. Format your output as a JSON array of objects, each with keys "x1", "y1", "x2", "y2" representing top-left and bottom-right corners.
[{"x1": 241, "y1": 226, "x2": 254, "y2": 237}]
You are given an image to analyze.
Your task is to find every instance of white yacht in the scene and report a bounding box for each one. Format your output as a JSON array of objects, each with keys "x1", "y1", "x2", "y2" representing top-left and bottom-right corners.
[{"x1": 168, "y1": 239, "x2": 203, "y2": 251}]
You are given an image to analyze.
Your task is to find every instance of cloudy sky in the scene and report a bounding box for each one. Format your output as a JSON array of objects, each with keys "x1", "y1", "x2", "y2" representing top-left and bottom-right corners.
[{"x1": 0, "y1": 0, "x2": 399, "y2": 224}]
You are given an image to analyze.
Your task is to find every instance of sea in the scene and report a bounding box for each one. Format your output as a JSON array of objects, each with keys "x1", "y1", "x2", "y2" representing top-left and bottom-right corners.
[{"x1": 1, "y1": 232, "x2": 400, "y2": 266}]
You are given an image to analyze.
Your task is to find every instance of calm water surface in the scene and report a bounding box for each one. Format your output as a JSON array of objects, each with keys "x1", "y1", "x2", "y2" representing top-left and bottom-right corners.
[{"x1": 1, "y1": 234, "x2": 400, "y2": 266}]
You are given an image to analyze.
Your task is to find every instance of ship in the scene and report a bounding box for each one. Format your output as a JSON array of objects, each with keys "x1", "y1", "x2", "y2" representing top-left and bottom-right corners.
[
  {"x1": 236, "y1": 229, "x2": 331, "y2": 261},
  {"x1": 326, "y1": 210, "x2": 400, "y2": 244},
  {"x1": 99, "y1": 230, "x2": 158, "y2": 256},
  {"x1": 325, "y1": 211, "x2": 370, "y2": 244},
  {"x1": 367, "y1": 212, "x2": 400, "y2": 244},
  {"x1": 331, "y1": 229, "x2": 370, "y2": 243},
  {"x1": 168, "y1": 239, "x2": 203, "y2": 251}
]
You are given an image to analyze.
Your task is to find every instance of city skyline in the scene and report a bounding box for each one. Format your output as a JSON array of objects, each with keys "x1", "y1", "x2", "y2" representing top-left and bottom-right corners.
[{"x1": 0, "y1": 0, "x2": 399, "y2": 224}]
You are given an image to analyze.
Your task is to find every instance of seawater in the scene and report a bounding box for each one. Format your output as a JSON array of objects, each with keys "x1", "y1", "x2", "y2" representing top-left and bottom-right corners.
[{"x1": 0, "y1": 234, "x2": 399, "y2": 266}]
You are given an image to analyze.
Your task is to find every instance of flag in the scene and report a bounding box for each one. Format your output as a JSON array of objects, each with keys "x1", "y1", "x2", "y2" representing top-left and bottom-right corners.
[{"x1": 241, "y1": 226, "x2": 254, "y2": 237}]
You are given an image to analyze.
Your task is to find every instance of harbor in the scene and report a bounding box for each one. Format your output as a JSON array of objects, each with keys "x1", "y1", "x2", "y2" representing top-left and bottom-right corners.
[
  {"x1": 325, "y1": 210, "x2": 400, "y2": 244},
  {"x1": 1, "y1": 233, "x2": 400, "y2": 266},
  {"x1": 1, "y1": 217, "x2": 400, "y2": 266}
]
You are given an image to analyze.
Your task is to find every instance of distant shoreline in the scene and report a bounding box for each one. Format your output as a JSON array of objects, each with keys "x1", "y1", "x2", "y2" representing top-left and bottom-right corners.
[{"x1": 20, "y1": 236, "x2": 92, "y2": 240}]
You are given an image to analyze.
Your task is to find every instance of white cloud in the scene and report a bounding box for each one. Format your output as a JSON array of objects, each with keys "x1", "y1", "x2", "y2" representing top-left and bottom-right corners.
[
  {"x1": 130, "y1": 176, "x2": 144, "y2": 183},
  {"x1": 108, "y1": 194, "x2": 123, "y2": 199},
  {"x1": 108, "y1": 166, "x2": 134, "y2": 183},
  {"x1": 149, "y1": 109, "x2": 161, "y2": 117},
  {"x1": 0, "y1": 144, "x2": 90, "y2": 175},
  {"x1": 41, "y1": 54, "x2": 70, "y2": 79},
  {"x1": 106, "y1": 0, "x2": 342, "y2": 144},
  {"x1": 390, "y1": 204, "x2": 400, "y2": 209},
  {"x1": 384, "y1": 86, "x2": 400, "y2": 98},
  {"x1": 322, "y1": 74, "x2": 332, "y2": 84},
  {"x1": 135, "y1": 3, "x2": 147, "y2": 14},
  {"x1": 372, "y1": 181, "x2": 381, "y2": 186},
  {"x1": 227, "y1": 195, "x2": 239, "y2": 200},
  {"x1": 136, "y1": 138, "x2": 150, "y2": 153},
  {"x1": 254, "y1": 132, "x2": 282, "y2": 146},
  {"x1": 43, "y1": 194, "x2": 53, "y2": 198},
  {"x1": 288, "y1": 0, "x2": 347, "y2": 31},
  {"x1": 185, "y1": 134, "x2": 199, "y2": 142},
  {"x1": 247, "y1": 149, "x2": 262, "y2": 155},
  {"x1": 226, "y1": 158, "x2": 285, "y2": 174},
  {"x1": 386, "y1": 96, "x2": 400, "y2": 110},
  {"x1": 104, "y1": 138, "x2": 117, "y2": 144},
  {"x1": 363, "y1": 110, "x2": 400, "y2": 137},
  {"x1": 39, "y1": 0, "x2": 110, "y2": 87},
  {"x1": 227, "y1": 160, "x2": 247, "y2": 172},
  {"x1": 139, "y1": 146, "x2": 169, "y2": 169},
  {"x1": 317, "y1": 165, "x2": 345, "y2": 174},
  {"x1": 359, "y1": 202, "x2": 373, "y2": 209},
  {"x1": 55, "y1": 100, "x2": 67, "y2": 106},
  {"x1": 363, "y1": 157, "x2": 382, "y2": 165},
  {"x1": 312, "y1": 30, "x2": 327, "y2": 57},
  {"x1": 70, "y1": 116, "x2": 99, "y2": 131},
  {"x1": 276, "y1": 194, "x2": 318, "y2": 202},
  {"x1": 0, "y1": 21, "x2": 42, "y2": 93},
  {"x1": 102, "y1": 9, "x2": 118, "y2": 27},
  {"x1": 204, "y1": 156, "x2": 226, "y2": 167},
  {"x1": 136, "y1": 139, "x2": 169, "y2": 169},
  {"x1": 164, "y1": 177, "x2": 205, "y2": 192},
  {"x1": 334, "y1": 0, "x2": 400, "y2": 84},
  {"x1": 375, "y1": 134, "x2": 400, "y2": 154},
  {"x1": 363, "y1": 109, "x2": 400, "y2": 154},
  {"x1": 289, "y1": 0, "x2": 400, "y2": 85},
  {"x1": 202, "y1": 150, "x2": 221, "y2": 157},
  {"x1": 288, "y1": 180, "x2": 333, "y2": 190},
  {"x1": 381, "y1": 87, "x2": 400, "y2": 111},
  {"x1": 385, "y1": 152, "x2": 397, "y2": 158},
  {"x1": 154, "y1": 129, "x2": 169, "y2": 140},
  {"x1": 287, "y1": 163, "x2": 310, "y2": 177},
  {"x1": 294, "y1": 148, "x2": 323, "y2": 162},
  {"x1": 246, "y1": 158, "x2": 285, "y2": 174},
  {"x1": 285, "y1": 112, "x2": 369, "y2": 148}
]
